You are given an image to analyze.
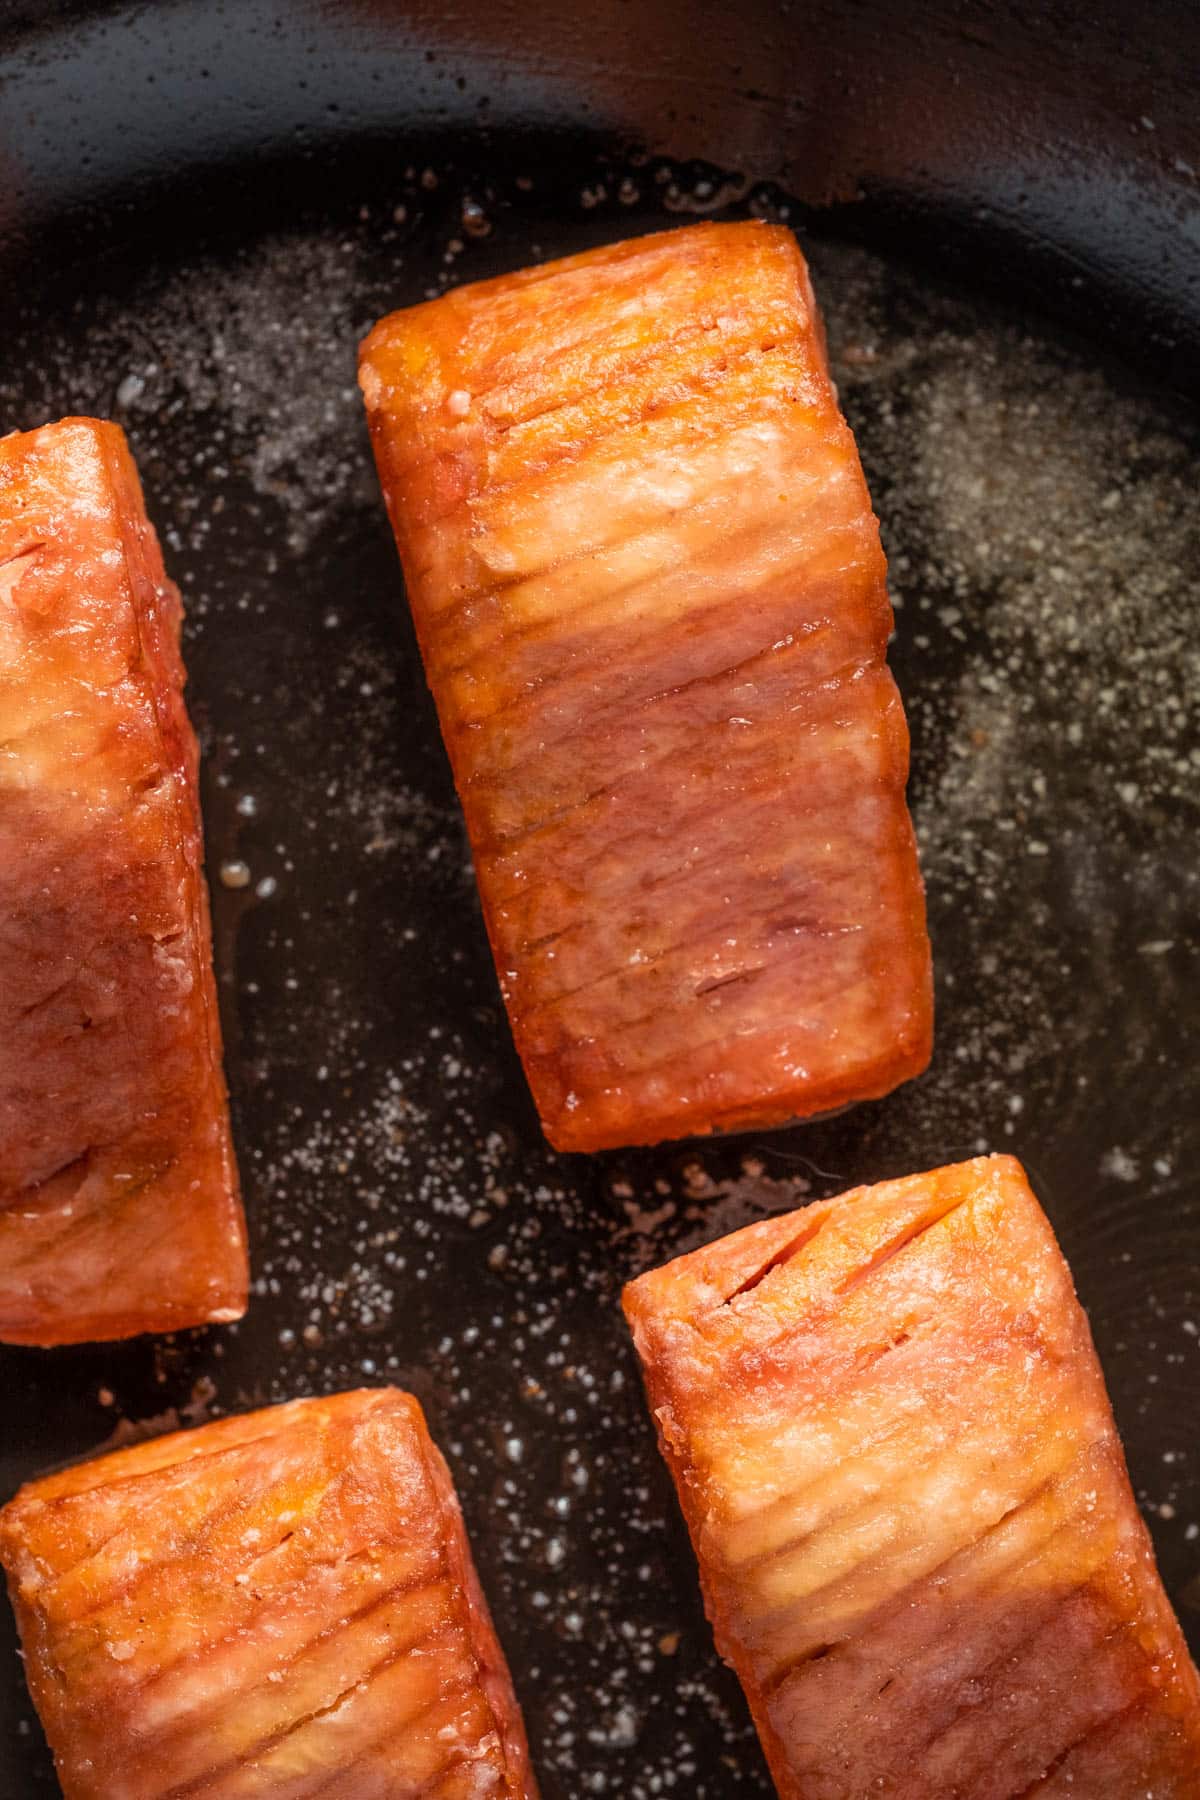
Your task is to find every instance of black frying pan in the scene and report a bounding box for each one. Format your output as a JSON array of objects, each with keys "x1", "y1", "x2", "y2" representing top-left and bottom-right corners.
[{"x1": 1, "y1": 3, "x2": 1197, "y2": 1792}]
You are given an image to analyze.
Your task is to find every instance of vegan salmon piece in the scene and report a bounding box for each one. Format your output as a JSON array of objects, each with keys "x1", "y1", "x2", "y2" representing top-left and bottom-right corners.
[
  {"x1": 359, "y1": 221, "x2": 932, "y2": 1153},
  {"x1": 623, "y1": 1155, "x2": 1200, "y2": 1798},
  {"x1": 0, "y1": 1388, "x2": 539, "y2": 1799},
  {"x1": 0, "y1": 418, "x2": 247, "y2": 1343}
]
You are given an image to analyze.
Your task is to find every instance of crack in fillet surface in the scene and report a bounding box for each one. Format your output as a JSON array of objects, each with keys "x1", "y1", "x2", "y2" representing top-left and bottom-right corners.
[
  {"x1": 834, "y1": 1193, "x2": 972, "y2": 1297},
  {"x1": 719, "y1": 1214, "x2": 830, "y2": 1305}
]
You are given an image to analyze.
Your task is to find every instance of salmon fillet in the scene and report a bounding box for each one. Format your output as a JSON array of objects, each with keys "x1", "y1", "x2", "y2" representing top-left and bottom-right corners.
[
  {"x1": 0, "y1": 1388, "x2": 539, "y2": 1799},
  {"x1": 623, "y1": 1155, "x2": 1200, "y2": 1797},
  {"x1": 0, "y1": 417, "x2": 247, "y2": 1342},
  {"x1": 359, "y1": 221, "x2": 932, "y2": 1152}
]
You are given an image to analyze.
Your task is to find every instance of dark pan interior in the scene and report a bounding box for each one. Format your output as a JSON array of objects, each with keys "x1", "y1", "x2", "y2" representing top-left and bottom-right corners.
[{"x1": 1, "y1": 4, "x2": 1198, "y2": 1793}]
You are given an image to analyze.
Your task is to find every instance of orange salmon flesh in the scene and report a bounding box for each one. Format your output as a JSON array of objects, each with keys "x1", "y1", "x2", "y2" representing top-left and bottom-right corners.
[
  {"x1": 359, "y1": 221, "x2": 933, "y2": 1152},
  {"x1": 0, "y1": 1388, "x2": 539, "y2": 1798},
  {"x1": 0, "y1": 417, "x2": 247, "y2": 1344},
  {"x1": 623, "y1": 1154, "x2": 1200, "y2": 1797}
]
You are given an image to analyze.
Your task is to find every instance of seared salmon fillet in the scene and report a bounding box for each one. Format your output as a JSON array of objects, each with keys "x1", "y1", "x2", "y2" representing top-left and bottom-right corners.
[
  {"x1": 0, "y1": 1388, "x2": 538, "y2": 1798},
  {"x1": 359, "y1": 221, "x2": 932, "y2": 1152},
  {"x1": 0, "y1": 418, "x2": 247, "y2": 1344},
  {"x1": 623, "y1": 1155, "x2": 1200, "y2": 1797}
]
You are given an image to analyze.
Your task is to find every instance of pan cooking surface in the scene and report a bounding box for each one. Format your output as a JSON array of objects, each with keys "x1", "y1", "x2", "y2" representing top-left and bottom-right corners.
[{"x1": 0, "y1": 159, "x2": 1197, "y2": 1794}]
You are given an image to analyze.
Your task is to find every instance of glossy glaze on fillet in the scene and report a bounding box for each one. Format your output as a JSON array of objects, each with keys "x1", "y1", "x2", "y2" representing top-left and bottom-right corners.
[
  {"x1": 359, "y1": 221, "x2": 932, "y2": 1152},
  {"x1": 623, "y1": 1155, "x2": 1200, "y2": 1798},
  {"x1": 0, "y1": 1388, "x2": 538, "y2": 1799},
  {"x1": 0, "y1": 419, "x2": 246, "y2": 1343}
]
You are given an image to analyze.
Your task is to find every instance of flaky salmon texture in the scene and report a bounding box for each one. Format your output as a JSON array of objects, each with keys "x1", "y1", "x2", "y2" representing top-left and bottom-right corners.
[
  {"x1": 0, "y1": 1388, "x2": 539, "y2": 1799},
  {"x1": 0, "y1": 418, "x2": 247, "y2": 1344},
  {"x1": 624, "y1": 1155, "x2": 1200, "y2": 1798},
  {"x1": 359, "y1": 221, "x2": 933, "y2": 1152}
]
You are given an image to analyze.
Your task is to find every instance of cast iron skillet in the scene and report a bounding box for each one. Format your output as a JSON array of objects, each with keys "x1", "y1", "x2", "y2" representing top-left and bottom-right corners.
[{"x1": 0, "y1": 3, "x2": 1197, "y2": 1793}]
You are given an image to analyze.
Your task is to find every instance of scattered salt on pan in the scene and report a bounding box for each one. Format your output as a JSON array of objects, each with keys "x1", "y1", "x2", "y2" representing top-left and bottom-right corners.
[{"x1": 2, "y1": 173, "x2": 1192, "y2": 1798}]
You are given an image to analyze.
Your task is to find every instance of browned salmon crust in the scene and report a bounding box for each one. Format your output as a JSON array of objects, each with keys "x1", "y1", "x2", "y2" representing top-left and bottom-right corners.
[
  {"x1": 0, "y1": 417, "x2": 247, "y2": 1343},
  {"x1": 359, "y1": 221, "x2": 932, "y2": 1152},
  {"x1": 0, "y1": 1388, "x2": 539, "y2": 1797},
  {"x1": 623, "y1": 1155, "x2": 1200, "y2": 1797}
]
